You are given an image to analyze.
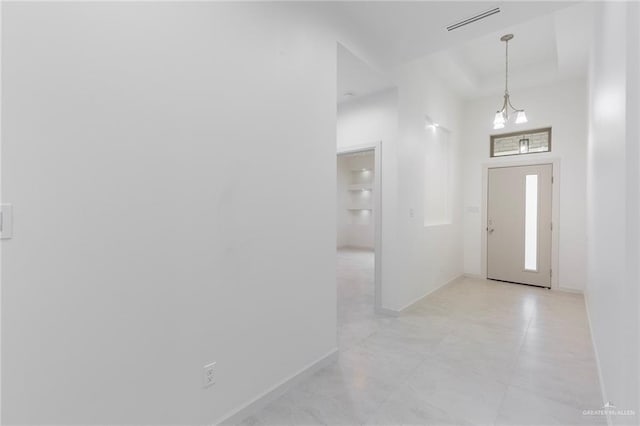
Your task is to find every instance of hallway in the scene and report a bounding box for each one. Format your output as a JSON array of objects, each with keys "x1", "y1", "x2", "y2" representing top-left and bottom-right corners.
[
  {"x1": 241, "y1": 250, "x2": 604, "y2": 425},
  {"x1": 336, "y1": 249, "x2": 380, "y2": 351},
  {"x1": 2, "y1": 2, "x2": 639, "y2": 424}
]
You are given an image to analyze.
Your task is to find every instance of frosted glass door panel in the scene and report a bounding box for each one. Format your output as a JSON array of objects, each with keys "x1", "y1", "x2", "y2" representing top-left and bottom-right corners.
[{"x1": 524, "y1": 175, "x2": 538, "y2": 271}]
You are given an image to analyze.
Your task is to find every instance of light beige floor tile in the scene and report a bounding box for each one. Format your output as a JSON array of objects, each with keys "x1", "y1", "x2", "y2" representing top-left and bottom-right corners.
[
  {"x1": 509, "y1": 351, "x2": 602, "y2": 410},
  {"x1": 242, "y1": 249, "x2": 603, "y2": 426},
  {"x1": 406, "y1": 354, "x2": 509, "y2": 425},
  {"x1": 366, "y1": 383, "x2": 474, "y2": 426},
  {"x1": 495, "y1": 385, "x2": 607, "y2": 426}
]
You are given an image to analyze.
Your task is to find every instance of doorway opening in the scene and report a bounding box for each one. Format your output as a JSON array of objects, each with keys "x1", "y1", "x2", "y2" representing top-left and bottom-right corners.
[
  {"x1": 336, "y1": 144, "x2": 382, "y2": 350},
  {"x1": 486, "y1": 163, "x2": 554, "y2": 288}
]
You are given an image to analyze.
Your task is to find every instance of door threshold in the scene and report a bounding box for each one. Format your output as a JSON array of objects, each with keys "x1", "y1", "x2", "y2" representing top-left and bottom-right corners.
[{"x1": 487, "y1": 278, "x2": 551, "y2": 290}]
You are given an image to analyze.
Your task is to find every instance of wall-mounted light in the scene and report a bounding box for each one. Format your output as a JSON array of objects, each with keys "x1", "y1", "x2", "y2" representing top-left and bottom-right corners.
[
  {"x1": 425, "y1": 115, "x2": 440, "y2": 130},
  {"x1": 425, "y1": 115, "x2": 451, "y2": 133}
]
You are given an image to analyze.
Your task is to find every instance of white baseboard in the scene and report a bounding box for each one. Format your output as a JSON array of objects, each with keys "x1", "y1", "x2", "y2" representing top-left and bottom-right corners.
[
  {"x1": 584, "y1": 292, "x2": 610, "y2": 426},
  {"x1": 464, "y1": 273, "x2": 585, "y2": 295},
  {"x1": 555, "y1": 286, "x2": 584, "y2": 294},
  {"x1": 376, "y1": 306, "x2": 400, "y2": 317},
  {"x1": 215, "y1": 348, "x2": 339, "y2": 425},
  {"x1": 393, "y1": 274, "x2": 464, "y2": 314},
  {"x1": 337, "y1": 245, "x2": 375, "y2": 251},
  {"x1": 463, "y1": 273, "x2": 484, "y2": 280}
]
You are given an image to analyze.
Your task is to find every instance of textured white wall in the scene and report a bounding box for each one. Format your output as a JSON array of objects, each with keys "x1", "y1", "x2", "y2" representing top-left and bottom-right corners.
[
  {"x1": 1, "y1": 3, "x2": 337, "y2": 424},
  {"x1": 461, "y1": 79, "x2": 588, "y2": 291},
  {"x1": 586, "y1": 1, "x2": 639, "y2": 423}
]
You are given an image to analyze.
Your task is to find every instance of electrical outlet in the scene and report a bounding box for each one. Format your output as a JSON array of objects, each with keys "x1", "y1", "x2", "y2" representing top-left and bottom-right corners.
[{"x1": 203, "y1": 362, "x2": 216, "y2": 388}]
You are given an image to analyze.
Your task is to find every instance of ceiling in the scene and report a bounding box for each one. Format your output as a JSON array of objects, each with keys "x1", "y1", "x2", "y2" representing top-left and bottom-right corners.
[
  {"x1": 335, "y1": 1, "x2": 594, "y2": 102},
  {"x1": 337, "y1": 44, "x2": 394, "y2": 102}
]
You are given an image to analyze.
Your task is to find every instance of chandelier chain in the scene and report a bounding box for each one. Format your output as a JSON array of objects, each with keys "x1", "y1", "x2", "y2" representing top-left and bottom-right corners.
[{"x1": 505, "y1": 38, "x2": 509, "y2": 96}]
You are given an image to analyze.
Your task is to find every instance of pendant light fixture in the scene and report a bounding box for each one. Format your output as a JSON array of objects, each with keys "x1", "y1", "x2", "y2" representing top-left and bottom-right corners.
[{"x1": 493, "y1": 34, "x2": 527, "y2": 130}]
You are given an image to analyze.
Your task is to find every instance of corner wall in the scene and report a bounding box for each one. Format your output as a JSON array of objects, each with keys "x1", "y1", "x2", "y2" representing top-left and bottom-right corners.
[
  {"x1": 390, "y1": 59, "x2": 464, "y2": 311},
  {"x1": 2, "y1": 3, "x2": 337, "y2": 424},
  {"x1": 337, "y1": 64, "x2": 464, "y2": 312},
  {"x1": 586, "y1": 1, "x2": 639, "y2": 423}
]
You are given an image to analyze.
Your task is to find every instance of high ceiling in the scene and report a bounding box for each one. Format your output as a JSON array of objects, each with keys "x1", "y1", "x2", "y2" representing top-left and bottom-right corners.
[
  {"x1": 337, "y1": 44, "x2": 394, "y2": 103},
  {"x1": 335, "y1": 1, "x2": 594, "y2": 102}
]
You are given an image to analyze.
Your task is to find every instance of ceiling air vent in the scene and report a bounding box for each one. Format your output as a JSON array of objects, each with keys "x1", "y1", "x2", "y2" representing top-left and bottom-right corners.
[{"x1": 446, "y1": 7, "x2": 501, "y2": 32}]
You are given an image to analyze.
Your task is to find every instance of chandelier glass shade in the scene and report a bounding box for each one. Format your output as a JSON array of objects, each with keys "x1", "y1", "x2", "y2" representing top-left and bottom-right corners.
[{"x1": 493, "y1": 34, "x2": 528, "y2": 130}]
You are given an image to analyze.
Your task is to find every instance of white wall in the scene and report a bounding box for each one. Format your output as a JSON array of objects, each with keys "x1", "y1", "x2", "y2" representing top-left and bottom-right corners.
[
  {"x1": 586, "y1": 1, "x2": 640, "y2": 423},
  {"x1": 337, "y1": 65, "x2": 464, "y2": 312},
  {"x1": 391, "y1": 59, "x2": 464, "y2": 311},
  {"x1": 461, "y1": 78, "x2": 588, "y2": 291},
  {"x1": 338, "y1": 89, "x2": 399, "y2": 147},
  {"x1": 336, "y1": 153, "x2": 375, "y2": 249},
  {"x1": 337, "y1": 88, "x2": 401, "y2": 309},
  {"x1": 424, "y1": 129, "x2": 453, "y2": 226},
  {"x1": 2, "y1": 3, "x2": 338, "y2": 424},
  {"x1": 632, "y1": 3, "x2": 640, "y2": 417},
  {"x1": 336, "y1": 156, "x2": 351, "y2": 248}
]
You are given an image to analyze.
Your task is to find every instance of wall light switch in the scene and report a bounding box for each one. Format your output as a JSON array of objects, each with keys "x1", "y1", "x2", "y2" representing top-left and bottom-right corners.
[
  {"x1": 1, "y1": 204, "x2": 13, "y2": 239},
  {"x1": 203, "y1": 362, "x2": 216, "y2": 388}
]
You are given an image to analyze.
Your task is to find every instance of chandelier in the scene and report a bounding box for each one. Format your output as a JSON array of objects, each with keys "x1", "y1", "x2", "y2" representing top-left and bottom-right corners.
[{"x1": 493, "y1": 34, "x2": 527, "y2": 130}]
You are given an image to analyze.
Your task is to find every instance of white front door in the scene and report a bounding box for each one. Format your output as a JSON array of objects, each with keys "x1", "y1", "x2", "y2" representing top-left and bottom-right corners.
[{"x1": 487, "y1": 164, "x2": 552, "y2": 288}]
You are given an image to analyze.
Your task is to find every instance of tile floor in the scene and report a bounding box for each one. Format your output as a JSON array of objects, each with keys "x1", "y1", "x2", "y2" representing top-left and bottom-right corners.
[{"x1": 240, "y1": 249, "x2": 605, "y2": 425}]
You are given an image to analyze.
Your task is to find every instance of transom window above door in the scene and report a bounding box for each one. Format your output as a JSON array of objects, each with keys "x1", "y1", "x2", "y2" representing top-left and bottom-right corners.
[{"x1": 490, "y1": 127, "x2": 552, "y2": 157}]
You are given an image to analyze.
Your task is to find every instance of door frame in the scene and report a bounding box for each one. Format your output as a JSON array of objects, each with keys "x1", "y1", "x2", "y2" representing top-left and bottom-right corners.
[
  {"x1": 481, "y1": 157, "x2": 561, "y2": 290},
  {"x1": 337, "y1": 141, "x2": 383, "y2": 312}
]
